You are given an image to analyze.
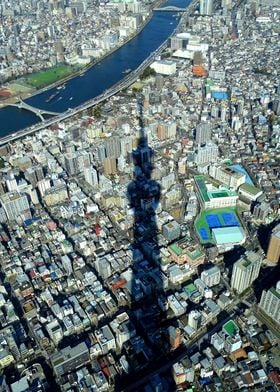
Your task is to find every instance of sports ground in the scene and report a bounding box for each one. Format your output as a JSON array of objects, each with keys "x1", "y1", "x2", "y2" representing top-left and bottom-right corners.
[
  {"x1": 26, "y1": 65, "x2": 77, "y2": 88},
  {"x1": 195, "y1": 207, "x2": 241, "y2": 244}
]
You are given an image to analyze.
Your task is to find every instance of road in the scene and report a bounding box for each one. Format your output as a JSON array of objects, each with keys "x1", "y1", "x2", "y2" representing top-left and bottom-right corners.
[
  {"x1": 122, "y1": 309, "x2": 238, "y2": 391},
  {"x1": 0, "y1": 1, "x2": 199, "y2": 146},
  {"x1": 0, "y1": 41, "x2": 167, "y2": 146}
]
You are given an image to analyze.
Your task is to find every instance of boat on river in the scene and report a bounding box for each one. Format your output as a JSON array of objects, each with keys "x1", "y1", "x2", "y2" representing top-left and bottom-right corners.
[
  {"x1": 122, "y1": 68, "x2": 131, "y2": 74},
  {"x1": 46, "y1": 91, "x2": 60, "y2": 103}
]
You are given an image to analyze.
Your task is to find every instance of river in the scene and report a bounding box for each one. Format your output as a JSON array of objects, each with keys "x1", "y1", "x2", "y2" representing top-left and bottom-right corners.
[{"x1": 0, "y1": 0, "x2": 192, "y2": 137}]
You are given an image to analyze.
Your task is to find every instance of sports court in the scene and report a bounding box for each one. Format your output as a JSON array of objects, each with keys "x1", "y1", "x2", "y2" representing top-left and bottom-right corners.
[
  {"x1": 222, "y1": 212, "x2": 239, "y2": 226},
  {"x1": 195, "y1": 207, "x2": 241, "y2": 244},
  {"x1": 206, "y1": 214, "x2": 222, "y2": 228}
]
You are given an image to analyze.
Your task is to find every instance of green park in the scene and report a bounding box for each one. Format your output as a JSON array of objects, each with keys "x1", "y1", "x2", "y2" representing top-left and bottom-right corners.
[{"x1": 25, "y1": 65, "x2": 80, "y2": 89}]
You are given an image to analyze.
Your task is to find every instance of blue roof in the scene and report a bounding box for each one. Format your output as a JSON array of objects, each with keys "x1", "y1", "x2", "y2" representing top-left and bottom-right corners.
[
  {"x1": 230, "y1": 164, "x2": 254, "y2": 185},
  {"x1": 211, "y1": 91, "x2": 228, "y2": 100}
]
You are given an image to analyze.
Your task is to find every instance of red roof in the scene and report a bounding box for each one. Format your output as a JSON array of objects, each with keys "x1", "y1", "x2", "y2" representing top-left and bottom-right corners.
[
  {"x1": 269, "y1": 371, "x2": 280, "y2": 385},
  {"x1": 29, "y1": 271, "x2": 37, "y2": 279}
]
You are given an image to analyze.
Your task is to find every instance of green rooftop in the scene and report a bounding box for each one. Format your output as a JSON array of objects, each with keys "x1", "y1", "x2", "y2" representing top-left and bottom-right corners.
[
  {"x1": 270, "y1": 288, "x2": 280, "y2": 299},
  {"x1": 223, "y1": 320, "x2": 239, "y2": 337},
  {"x1": 169, "y1": 237, "x2": 191, "y2": 256},
  {"x1": 242, "y1": 259, "x2": 252, "y2": 268},
  {"x1": 240, "y1": 183, "x2": 261, "y2": 196},
  {"x1": 194, "y1": 175, "x2": 210, "y2": 202},
  {"x1": 195, "y1": 175, "x2": 237, "y2": 204},
  {"x1": 170, "y1": 243, "x2": 182, "y2": 256},
  {"x1": 187, "y1": 247, "x2": 202, "y2": 260},
  {"x1": 183, "y1": 283, "x2": 197, "y2": 296},
  {"x1": 210, "y1": 191, "x2": 229, "y2": 198}
]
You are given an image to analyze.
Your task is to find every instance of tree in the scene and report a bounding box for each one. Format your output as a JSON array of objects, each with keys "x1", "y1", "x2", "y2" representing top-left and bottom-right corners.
[
  {"x1": 92, "y1": 105, "x2": 102, "y2": 118},
  {"x1": 140, "y1": 66, "x2": 156, "y2": 80}
]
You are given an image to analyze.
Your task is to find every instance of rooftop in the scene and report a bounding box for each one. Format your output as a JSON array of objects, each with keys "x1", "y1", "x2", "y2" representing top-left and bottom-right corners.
[
  {"x1": 223, "y1": 319, "x2": 239, "y2": 337},
  {"x1": 212, "y1": 226, "x2": 245, "y2": 245}
]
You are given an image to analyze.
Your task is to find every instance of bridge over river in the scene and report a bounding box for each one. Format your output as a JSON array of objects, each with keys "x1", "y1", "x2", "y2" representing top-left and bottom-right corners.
[
  {"x1": 153, "y1": 6, "x2": 187, "y2": 11},
  {"x1": 8, "y1": 99, "x2": 59, "y2": 121}
]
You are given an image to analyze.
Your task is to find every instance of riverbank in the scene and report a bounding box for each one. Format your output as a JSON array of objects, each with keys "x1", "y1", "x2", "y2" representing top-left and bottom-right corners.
[
  {"x1": 0, "y1": 0, "x2": 193, "y2": 135},
  {"x1": 0, "y1": 0, "x2": 165, "y2": 108}
]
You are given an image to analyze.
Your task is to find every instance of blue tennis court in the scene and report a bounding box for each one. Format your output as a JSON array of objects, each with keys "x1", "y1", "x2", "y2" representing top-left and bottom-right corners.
[
  {"x1": 222, "y1": 212, "x2": 239, "y2": 226},
  {"x1": 206, "y1": 214, "x2": 222, "y2": 228},
  {"x1": 199, "y1": 228, "x2": 209, "y2": 240}
]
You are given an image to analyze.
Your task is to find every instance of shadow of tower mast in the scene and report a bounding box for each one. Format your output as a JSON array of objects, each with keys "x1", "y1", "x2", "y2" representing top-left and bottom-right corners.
[{"x1": 120, "y1": 100, "x2": 178, "y2": 391}]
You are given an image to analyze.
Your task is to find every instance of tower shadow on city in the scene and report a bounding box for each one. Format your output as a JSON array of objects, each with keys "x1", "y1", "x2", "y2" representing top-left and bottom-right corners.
[{"x1": 118, "y1": 101, "x2": 179, "y2": 391}]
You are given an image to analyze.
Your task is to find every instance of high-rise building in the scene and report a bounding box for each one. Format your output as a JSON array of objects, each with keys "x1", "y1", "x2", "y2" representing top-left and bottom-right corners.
[
  {"x1": 37, "y1": 179, "x2": 51, "y2": 197},
  {"x1": 201, "y1": 266, "x2": 221, "y2": 287},
  {"x1": 266, "y1": 224, "x2": 280, "y2": 264},
  {"x1": 196, "y1": 122, "x2": 211, "y2": 145},
  {"x1": 188, "y1": 310, "x2": 202, "y2": 330},
  {"x1": 25, "y1": 165, "x2": 44, "y2": 187},
  {"x1": 162, "y1": 220, "x2": 181, "y2": 243},
  {"x1": 168, "y1": 326, "x2": 182, "y2": 350},
  {"x1": 103, "y1": 157, "x2": 117, "y2": 176},
  {"x1": 5, "y1": 173, "x2": 17, "y2": 192},
  {"x1": 259, "y1": 282, "x2": 280, "y2": 323},
  {"x1": 105, "y1": 136, "x2": 121, "y2": 159},
  {"x1": 253, "y1": 202, "x2": 270, "y2": 221},
  {"x1": 194, "y1": 142, "x2": 219, "y2": 166},
  {"x1": 64, "y1": 151, "x2": 91, "y2": 175},
  {"x1": 157, "y1": 121, "x2": 177, "y2": 140},
  {"x1": 95, "y1": 257, "x2": 112, "y2": 280},
  {"x1": 0, "y1": 192, "x2": 30, "y2": 221},
  {"x1": 231, "y1": 251, "x2": 262, "y2": 294},
  {"x1": 84, "y1": 167, "x2": 98, "y2": 186},
  {"x1": 200, "y1": 0, "x2": 213, "y2": 14}
]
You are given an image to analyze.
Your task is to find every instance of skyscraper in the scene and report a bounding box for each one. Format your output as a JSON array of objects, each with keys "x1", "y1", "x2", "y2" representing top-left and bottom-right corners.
[
  {"x1": 266, "y1": 224, "x2": 280, "y2": 264},
  {"x1": 231, "y1": 251, "x2": 262, "y2": 294},
  {"x1": 195, "y1": 122, "x2": 211, "y2": 145},
  {"x1": 200, "y1": 0, "x2": 213, "y2": 15}
]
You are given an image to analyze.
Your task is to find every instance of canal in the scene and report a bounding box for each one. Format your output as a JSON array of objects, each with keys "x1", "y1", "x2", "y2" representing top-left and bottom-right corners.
[{"x1": 0, "y1": 0, "x2": 192, "y2": 136}]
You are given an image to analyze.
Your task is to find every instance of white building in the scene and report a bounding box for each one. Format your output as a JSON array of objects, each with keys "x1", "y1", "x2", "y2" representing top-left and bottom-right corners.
[
  {"x1": 84, "y1": 167, "x2": 98, "y2": 186},
  {"x1": 201, "y1": 266, "x2": 221, "y2": 287},
  {"x1": 259, "y1": 282, "x2": 280, "y2": 323},
  {"x1": 200, "y1": 0, "x2": 213, "y2": 14},
  {"x1": 37, "y1": 179, "x2": 51, "y2": 197},
  {"x1": 150, "y1": 60, "x2": 176, "y2": 75},
  {"x1": 209, "y1": 165, "x2": 246, "y2": 190},
  {"x1": 95, "y1": 325, "x2": 116, "y2": 355},
  {"x1": 231, "y1": 251, "x2": 262, "y2": 294},
  {"x1": 0, "y1": 192, "x2": 30, "y2": 221},
  {"x1": 188, "y1": 310, "x2": 202, "y2": 330},
  {"x1": 195, "y1": 142, "x2": 219, "y2": 166}
]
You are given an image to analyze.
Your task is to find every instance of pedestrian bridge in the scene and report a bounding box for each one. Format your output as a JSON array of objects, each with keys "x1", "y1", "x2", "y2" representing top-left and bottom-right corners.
[
  {"x1": 153, "y1": 6, "x2": 186, "y2": 12},
  {"x1": 8, "y1": 99, "x2": 59, "y2": 121}
]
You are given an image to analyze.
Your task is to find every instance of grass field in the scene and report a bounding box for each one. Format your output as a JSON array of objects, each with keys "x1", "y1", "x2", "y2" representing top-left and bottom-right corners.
[
  {"x1": 195, "y1": 207, "x2": 240, "y2": 244},
  {"x1": 26, "y1": 65, "x2": 77, "y2": 88}
]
